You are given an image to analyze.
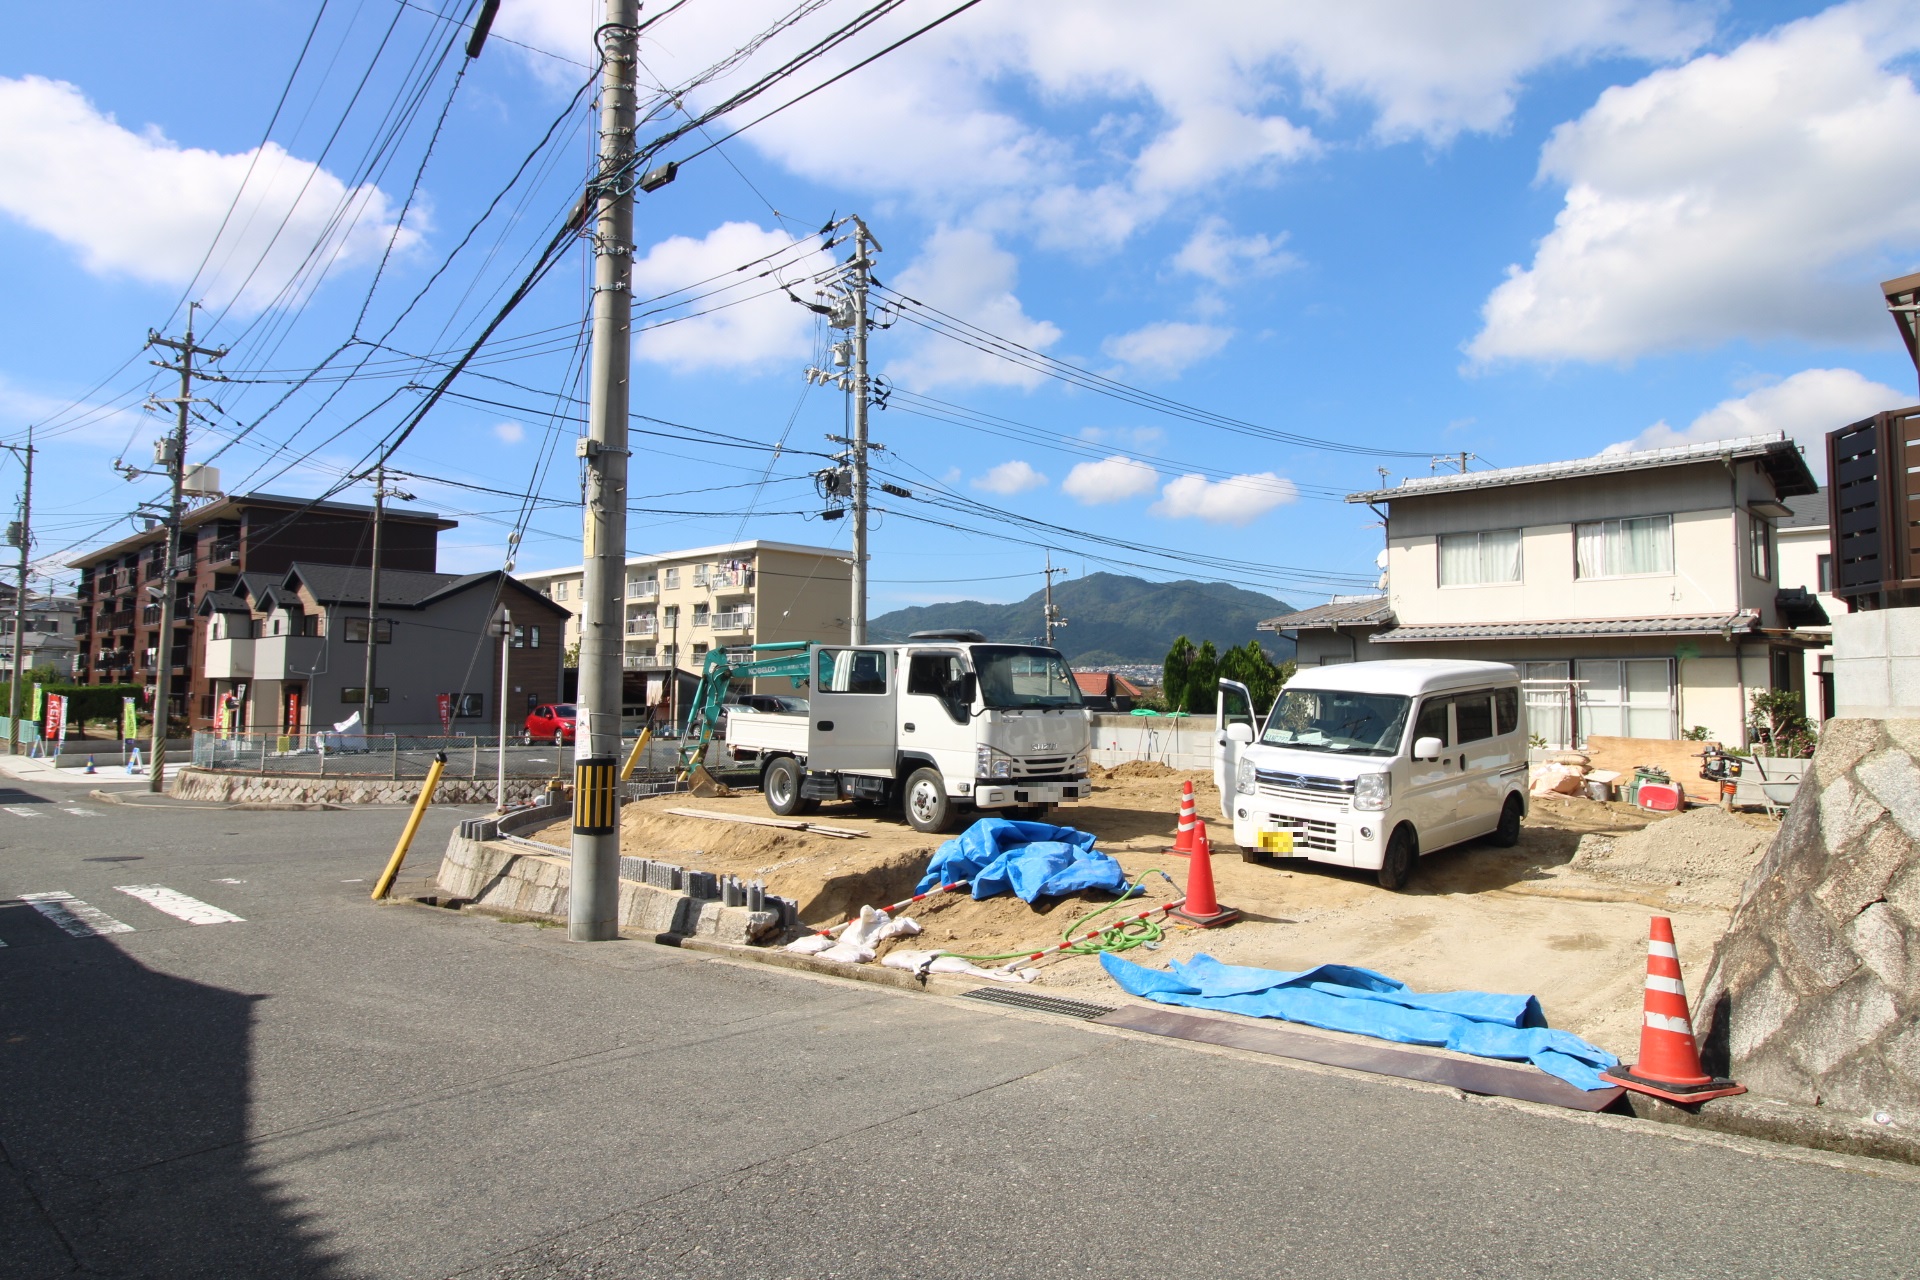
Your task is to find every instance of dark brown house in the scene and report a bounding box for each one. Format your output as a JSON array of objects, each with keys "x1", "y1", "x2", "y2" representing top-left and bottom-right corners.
[{"x1": 72, "y1": 493, "x2": 455, "y2": 730}]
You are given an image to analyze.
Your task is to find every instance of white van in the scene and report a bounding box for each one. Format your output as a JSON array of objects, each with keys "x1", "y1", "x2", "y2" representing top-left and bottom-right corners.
[{"x1": 1215, "y1": 660, "x2": 1529, "y2": 890}]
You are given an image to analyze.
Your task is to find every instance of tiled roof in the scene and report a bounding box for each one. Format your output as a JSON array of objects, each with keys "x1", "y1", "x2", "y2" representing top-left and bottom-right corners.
[
  {"x1": 1259, "y1": 596, "x2": 1393, "y2": 631},
  {"x1": 1371, "y1": 613, "x2": 1759, "y2": 643},
  {"x1": 1346, "y1": 432, "x2": 1818, "y2": 503},
  {"x1": 1777, "y1": 487, "x2": 1828, "y2": 530}
]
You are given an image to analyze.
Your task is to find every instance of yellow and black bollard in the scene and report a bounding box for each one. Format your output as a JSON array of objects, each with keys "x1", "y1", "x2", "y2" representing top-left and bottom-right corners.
[{"x1": 372, "y1": 751, "x2": 446, "y2": 901}]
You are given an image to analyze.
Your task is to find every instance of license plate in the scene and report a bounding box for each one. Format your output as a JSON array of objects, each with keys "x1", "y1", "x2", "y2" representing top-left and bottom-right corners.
[{"x1": 1258, "y1": 830, "x2": 1295, "y2": 854}]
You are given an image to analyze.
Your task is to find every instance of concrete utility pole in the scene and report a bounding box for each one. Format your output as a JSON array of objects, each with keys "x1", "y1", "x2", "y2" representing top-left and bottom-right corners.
[
  {"x1": 848, "y1": 217, "x2": 878, "y2": 644},
  {"x1": 363, "y1": 462, "x2": 385, "y2": 733},
  {"x1": 496, "y1": 606, "x2": 511, "y2": 811},
  {"x1": 5, "y1": 427, "x2": 33, "y2": 756},
  {"x1": 145, "y1": 304, "x2": 226, "y2": 792},
  {"x1": 1042, "y1": 551, "x2": 1069, "y2": 647},
  {"x1": 570, "y1": 0, "x2": 637, "y2": 942}
]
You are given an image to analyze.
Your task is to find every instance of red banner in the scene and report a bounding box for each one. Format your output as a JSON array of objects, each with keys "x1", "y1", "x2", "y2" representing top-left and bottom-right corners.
[
  {"x1": 437, "y1": 693, "x2": 452, "y2": 733},
  {"x1": 42, "y1": 693, "x2": 63, "y2": 743}
]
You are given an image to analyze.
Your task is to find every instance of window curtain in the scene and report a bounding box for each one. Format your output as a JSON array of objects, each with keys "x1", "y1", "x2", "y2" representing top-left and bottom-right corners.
[
  {"x1": 1482, "y1": 528, "x2": 1521, "y2": 582},
  {"x1": 1440, "y1": 530, "x2": 1521, "y2": 585},
  {"x1": 1616, "y1": 516, "x2": 1671, "y2": 575},
  {"x1": 1439, "y1": 533, "x2": 1478, "y2": 585},
  {"x1": 1575, "y1": 522, "x2": 1606, "y2": 578}
]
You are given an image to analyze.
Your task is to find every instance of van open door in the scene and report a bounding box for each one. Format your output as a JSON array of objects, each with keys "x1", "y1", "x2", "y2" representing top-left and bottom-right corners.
[{"x1": 1215, "y1": 678, "x2": 1255, "y2": 799}]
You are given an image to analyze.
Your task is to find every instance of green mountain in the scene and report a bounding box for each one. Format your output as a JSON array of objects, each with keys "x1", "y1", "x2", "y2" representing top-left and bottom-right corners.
[{"x1": 869, "y1": 572, "x2": 1295, "y2": 666}]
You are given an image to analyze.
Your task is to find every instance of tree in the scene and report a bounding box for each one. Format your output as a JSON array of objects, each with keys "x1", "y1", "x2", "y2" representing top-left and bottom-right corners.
[
  {"x1": 1184, "y1": 641, "x2": 1220, "y2": 714},
  {"x1": 1162, "y1": 635, "x2": 1196, "y2": 713},
  {"x1": 1749, "y1": 689, "x2": 1817, "y2": 758},
  {"x1": 1219, "y1": 640, "x2": 1289, "y2": 712}
]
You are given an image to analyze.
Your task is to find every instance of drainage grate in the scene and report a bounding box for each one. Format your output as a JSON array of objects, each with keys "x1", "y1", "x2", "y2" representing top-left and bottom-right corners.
[{"x1": 958, "y1": 988, "x2": 1117, "y2": 1020}]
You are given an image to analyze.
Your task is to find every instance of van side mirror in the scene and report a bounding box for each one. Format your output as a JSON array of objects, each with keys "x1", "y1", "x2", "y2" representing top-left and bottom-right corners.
[
  {"x1": 1414, "y1": 735, "x2": 1443, "y2": 761},
  {"x1": 1227, "y1": 722, "x2": 1254, "y2": 745}
]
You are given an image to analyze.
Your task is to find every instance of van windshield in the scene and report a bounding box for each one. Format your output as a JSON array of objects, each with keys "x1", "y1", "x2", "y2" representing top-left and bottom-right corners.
[
  {"x1": 971, "y1": 646, "x2": 1083, "y2": 710},
  {"x1": 1261, "y1": 689, "x2": 1410, "y2": 757}
]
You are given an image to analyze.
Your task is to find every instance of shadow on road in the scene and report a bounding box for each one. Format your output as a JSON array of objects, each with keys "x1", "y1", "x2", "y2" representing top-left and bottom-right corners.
[{"x1": 0, "y1": 903, "x2": 352, "y2": 1278}]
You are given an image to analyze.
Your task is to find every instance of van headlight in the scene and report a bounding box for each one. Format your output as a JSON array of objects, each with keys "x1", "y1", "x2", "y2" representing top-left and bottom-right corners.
[
  {"x1": 1236, "y1": 757, "x2": 1256, "y2": 794},
  {"x1": 1353, "y1": 771, "x2": 1390, "y2": 812}
]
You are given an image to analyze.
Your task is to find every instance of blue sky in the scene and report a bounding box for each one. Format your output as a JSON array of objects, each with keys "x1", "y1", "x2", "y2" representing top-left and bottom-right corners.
[{"x1": 3, "y1": 0, "x2": 1919, "y2": 614}]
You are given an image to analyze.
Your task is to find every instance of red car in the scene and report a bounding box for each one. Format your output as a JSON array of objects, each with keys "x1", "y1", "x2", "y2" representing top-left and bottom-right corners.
[{"x1": 525, "y1": 703, "x2": 576, "y2": 745}]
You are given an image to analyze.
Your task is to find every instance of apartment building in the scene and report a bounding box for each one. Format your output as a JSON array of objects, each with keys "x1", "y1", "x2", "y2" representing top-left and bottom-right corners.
[
  {"x1": 518, "y1": 539, "x2": 851, "y2": 702},
  {"x1": 72, "y1": 493, "x2": 454, "y2": 729},
  {"x1": 1263, "y1": 433, "x2": 1826, "y2": 749}
]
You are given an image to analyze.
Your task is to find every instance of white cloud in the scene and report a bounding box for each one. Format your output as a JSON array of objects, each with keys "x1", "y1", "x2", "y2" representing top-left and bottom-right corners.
[
  {"x1": 972, "y1": 460, "x2": 1048, "y2": 494},
  {"x1": 1101, "y1": 321, "x2": 1232, "y2": 377},
  {"x1": 1173, "y1": 217, "x2": 1300, "y2": 286},
  {"x1": 0, "y1": 76, "x2": 412, "y2": 313},
  {"x1": 884, "y1": 228, "x2": 1063, "y2": 390},
  {"x1": 1062, "y1": 455, "x2": 1161, "y2": 504},
  {"x1": 1151, "y1": 472, "x2": 1300, "y2": 525},
  {"x1": 1471, "y1": 4, "x2": 1920, "y2": 363},
  {"x1": 502, "y1": 2, "x2": 1709, "y2": 250},
  {"x1": 1603, "y1": 367, "x2": 1911, "y2": 480},
  {"x1": 630, "y1": 221, "x2": 829, "y2": 372},
  {"x1": 492, "y1": 422, "x2": 526, "y2": 445}
]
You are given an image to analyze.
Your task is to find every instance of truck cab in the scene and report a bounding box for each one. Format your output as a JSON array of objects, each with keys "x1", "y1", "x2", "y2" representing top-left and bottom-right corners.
[{"x1": 725, "y1": 630, "x2": 1093, "y2": 833}]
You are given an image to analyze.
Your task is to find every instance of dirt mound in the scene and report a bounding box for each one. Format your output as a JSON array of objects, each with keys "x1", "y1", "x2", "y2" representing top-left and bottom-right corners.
[
  {"x1": 1099, "y1": 759, "x2": 1178, "y2": 781},
  {"x1": 1568, "y1": 805, "x2": 1772, "y2": 909}
]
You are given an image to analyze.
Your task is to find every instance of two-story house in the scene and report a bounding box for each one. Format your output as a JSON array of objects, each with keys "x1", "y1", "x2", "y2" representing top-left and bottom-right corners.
[
  {"x1": 518, "y1": 538, "x2": 851, "y2": 705},
  {"x1": 0, "y1": 585, "x2": 80, "y2": 679},
  {"x1": 199, "y1": 564, "x2": 567, "y2": 736},
  {"x1": 1262, "y1": 433, "x2": 1824, "y2": 749}
]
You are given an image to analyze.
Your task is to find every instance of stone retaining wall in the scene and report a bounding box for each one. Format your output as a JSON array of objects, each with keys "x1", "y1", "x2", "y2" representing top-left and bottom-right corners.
[
  {"x1": 1695, "y1": 718, "x2": 1920, "y2": 1128},
  {"x1": 170, "y1": 767, "x2": 552, "y2": 807}
]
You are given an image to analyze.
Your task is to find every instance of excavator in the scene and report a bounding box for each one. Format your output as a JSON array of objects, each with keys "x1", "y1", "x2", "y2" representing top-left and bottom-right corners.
[{"x1": 673, "y1": 641, "x2": 811, "y2": 795}]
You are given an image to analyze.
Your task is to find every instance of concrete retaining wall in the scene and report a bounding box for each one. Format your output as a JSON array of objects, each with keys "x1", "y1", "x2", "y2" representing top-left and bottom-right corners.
[
  {"x1": 434, "y1": 805, "x2": 782, "y2": 945},
  {"x1": 170, "y1": 767, "x2": 553, "y2": 807}
]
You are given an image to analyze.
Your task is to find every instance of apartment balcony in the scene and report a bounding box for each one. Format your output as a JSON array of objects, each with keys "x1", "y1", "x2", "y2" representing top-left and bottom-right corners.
[
  {"x1": 622, "y1": 655, "x2": 674, "y2": 670},
  {"x1": 711, "y1": 609, "x2": 754, "y2": 634},
  {"x1": 624, "y1": 619, "x2": 658, "y2": 637},
  {"x1": 709, "y1": 568, "x2": 755, "y2": 595},
  {"x1": 626, "y1": 581, "x2": 659, "y2": 600},
  {"x1": 209, "y1": 538, "x2": 239, "y2": 566}
]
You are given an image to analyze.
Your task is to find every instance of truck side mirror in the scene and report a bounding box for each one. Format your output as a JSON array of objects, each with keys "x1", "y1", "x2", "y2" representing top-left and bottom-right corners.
[
  {"x1": 1227, "y1": 722, "x2": 1254, "y2": 745},
  {"x1": 961, "y1": 672, "x2": 977, "y2": 705},
  {"x1": 1414, "y1": 735, "x2": 1443, "y2": 761}
]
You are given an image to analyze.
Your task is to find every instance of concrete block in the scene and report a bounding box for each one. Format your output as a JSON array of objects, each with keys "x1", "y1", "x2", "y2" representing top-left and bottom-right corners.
[
  {"x1": 685, "y1": 870, "x2": 718, "y2": 900},
  {"x1": 618, "y1": 856, "x2": 649, "y2": 884}
]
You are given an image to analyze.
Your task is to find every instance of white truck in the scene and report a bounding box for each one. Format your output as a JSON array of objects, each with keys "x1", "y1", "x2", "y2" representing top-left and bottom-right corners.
[{"x1": 723, "y1": 630, "x2": 1093, "y2": 833}]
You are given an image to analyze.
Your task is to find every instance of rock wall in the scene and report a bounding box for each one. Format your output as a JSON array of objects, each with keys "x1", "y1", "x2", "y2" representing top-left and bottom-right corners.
[
  {"x1": 1695, "y1": 718, "x2": 1920, "y2": 1125},
  {"x1": 171, "y1": 767, "x2": 552, "y2": 807}
]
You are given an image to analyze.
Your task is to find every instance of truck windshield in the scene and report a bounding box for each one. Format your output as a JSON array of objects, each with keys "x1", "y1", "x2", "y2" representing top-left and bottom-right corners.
[
  {"x1": 971, "y1": 646, "x2": 1083, "y2": 710},
  {"x1": 1261, "y1": 689, "x2": 1410, "y2": 757}
]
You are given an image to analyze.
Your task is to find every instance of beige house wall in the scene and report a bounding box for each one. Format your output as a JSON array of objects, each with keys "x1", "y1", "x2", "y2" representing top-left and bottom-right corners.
[{"x1": 1777, "y1": 521, "x2": 1840, "y2": 720}]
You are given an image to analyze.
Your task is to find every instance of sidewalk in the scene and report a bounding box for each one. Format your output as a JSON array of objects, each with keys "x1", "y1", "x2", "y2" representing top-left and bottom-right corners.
[{"x1": 0, "y1": 752, "x2": 156, "y2": 790}]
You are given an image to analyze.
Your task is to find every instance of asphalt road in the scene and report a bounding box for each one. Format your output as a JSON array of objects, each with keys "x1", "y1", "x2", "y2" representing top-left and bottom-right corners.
[{"x1": 2, "y1": 773, "x2": 1917, "y2": 1279}]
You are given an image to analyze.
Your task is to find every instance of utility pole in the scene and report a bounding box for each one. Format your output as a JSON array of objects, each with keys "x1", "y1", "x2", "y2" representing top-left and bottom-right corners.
[
  {"x1": 4, "y1": 428, "x2": 32, "y2": 755},
  {"x1": 144, "y1": 303, "x2": 226, "y2": 793},
  {"x1": 364, "y1": 462, "x2": 385, "y2": 734},
  {"x1": 570, "y1": 0, "x2": 637, "y2": 942},
  {"x1": 496, "y1": 606, "x2": 511, "y2": 811},
  {"x1": 848, "y1": 218, "x2": 876, "y2": 644},
  {"x1": 1042, "y1": 550, "x2": 1068, "y2": 647}
]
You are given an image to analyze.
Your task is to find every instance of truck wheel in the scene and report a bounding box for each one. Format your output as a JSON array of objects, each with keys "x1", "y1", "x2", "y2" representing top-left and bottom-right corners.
[
  {"x1": 903, "y1": 767, "x2": 955, "y2": 834},
  {"x1": 764, "y1": 757, "x2": 815, "y2": 817},
  {"x1": 1489, "y1": 793, "x2": 1524, "y2": 847},
  {"x1": 1377, "y1": 824, "x2": 1418, "y2": 891}
]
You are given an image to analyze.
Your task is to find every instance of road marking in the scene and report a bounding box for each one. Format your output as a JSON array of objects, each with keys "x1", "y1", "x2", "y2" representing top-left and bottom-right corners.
[
  {"x1": 212, "y1": 877, "x2": 245, "y2": 884},
  {"x1": 19, "y1": 892, "x2": 134, "y2": 937},
  {"x1": 342, "y1": 878, "x2": 364, "y2": 883},
  {"x1": 61, "y1": 807, "x2": 100, "y2": 817},
  {"x1": 3, "y1": 806, "x2": 42, "y2": 818},
  {"x1": 114, "y1": 885, "x2": 244, "y2": 925}
]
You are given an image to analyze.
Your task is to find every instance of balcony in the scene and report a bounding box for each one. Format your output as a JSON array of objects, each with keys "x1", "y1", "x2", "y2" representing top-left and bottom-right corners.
[
  {"x1": 626, "y1": 581, "x2": 659, "y2": 600},
  {"x1": 622, "y1": 655, "x2": 673, "y2": 669},
  {"x1": 624, "y1": 619, "x2": 658, "y2": 637},
  {"x1": 709, "y1": 567, "x2": 755, "y2": 595},
  {"x1": 209, "y1": 538, "x2": 239, "y2": 566},
  {"x1": 711, "y1": 609, "x2": 754, "y2": 634}
]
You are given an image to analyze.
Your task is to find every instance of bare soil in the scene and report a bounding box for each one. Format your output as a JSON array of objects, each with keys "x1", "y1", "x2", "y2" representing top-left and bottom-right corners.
[{"x1": 535, "y1": 764, "x2": 1779, "y2": 1057}]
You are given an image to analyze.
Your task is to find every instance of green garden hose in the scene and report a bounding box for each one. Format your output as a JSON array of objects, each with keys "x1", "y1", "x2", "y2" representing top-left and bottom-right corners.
[{"x1": 946, "y1": 869, "x2": 1181, "y2": 965}]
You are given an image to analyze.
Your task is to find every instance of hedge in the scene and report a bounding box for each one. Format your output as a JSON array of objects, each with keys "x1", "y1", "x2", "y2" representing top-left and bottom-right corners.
[{"x1": 0, "y1": 683, "x2": 146, "y2": 723}]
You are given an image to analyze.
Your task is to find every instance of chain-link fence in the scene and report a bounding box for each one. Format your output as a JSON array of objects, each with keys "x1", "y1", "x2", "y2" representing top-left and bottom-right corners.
[{"x1": 190, "y1": 731, "x2": 699, "y2": 780}]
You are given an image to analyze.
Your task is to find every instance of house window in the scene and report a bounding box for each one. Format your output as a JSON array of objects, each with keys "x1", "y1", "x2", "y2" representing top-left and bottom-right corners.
[
  {"x1": 455, "y1": 692, "x2": 484, "y2": 718},
  {"x1": 340, "y1": 687, "x2": 390, "y2": 704},
  {"x1": 692, "y1": 642, "x2": 708, "y2": 658},
  {"x1": 693, "y1": 603, "x2": 710, "y2": 627},
  {"x1": 552, "y1": 580, "x2": 567, "y2": 601},
  {"x1": 693, "y1": 563, "x2": 709, "y2": 586},
  {"x1": 344, "y1": 617, "x2": 393, "y2": 643},
  {"x1": 1438, "y1": 529, "x2": 1521, "y2": 586},
  {"x1": 512, "y1": 625, "x2": 525, "y2": 649},
  {"x1": 1575, "y1": 658, "x2": 1674, "y2": 741},
  {"x1": 1817, "y1": 553, "x2": 1834, "y2": 593},
  {"x1": 664, "y1": 567, "x2": 680, "y2": 590},
  {"x1": 1575, "y1": 514, "x2": 1672, "y2": 578},
  {"x1": 1748, "y1": 514, "x2": 1774, "y2": 581},
  {"x1": 529, "y1": 625, "x2": 541, "y2": 649},
  {"x1": 663, "y1": 605, "x2": 679, "y2": 629}
]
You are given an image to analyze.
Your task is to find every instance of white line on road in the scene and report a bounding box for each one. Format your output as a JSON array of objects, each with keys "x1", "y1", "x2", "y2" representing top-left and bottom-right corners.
[
  {"x1": 61, "y1": 807, "x2": 100, "y2": 817},
  {"x1": 212, "y1": 878, "x2": 244, "y2": 884},
  {"x1": 113, "y1": 885, "x2": 244, "y2": 925},
  {"x1": 4, "y1": 805, "x2": 42, "y2": 818},
  {"x1": 19, "y1": 891, "x2": 135, "y2": 937}
]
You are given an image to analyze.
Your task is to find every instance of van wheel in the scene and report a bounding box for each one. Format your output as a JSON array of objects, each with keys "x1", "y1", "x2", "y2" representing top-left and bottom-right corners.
[
  {"x1": 764, "y1": 757, "x2": 815, "y2": 817},
  {"x1": 903, "y1": 767, "x2": 955, "y2": 834},
  {"x1": 1377, "y1": 825, "x2": 1418, "y2": 891},
  {"x1": 1490, "y1": 793, "x2": 1524, "y2": 847}
]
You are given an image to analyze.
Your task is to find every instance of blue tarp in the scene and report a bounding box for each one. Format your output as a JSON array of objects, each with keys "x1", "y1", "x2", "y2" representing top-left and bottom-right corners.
[
  {"x1": 1101, "y1": 952, "x2": 1620, "y2": 1090},
  {"x1": 916, "y1": 817, "x2": 1129, "y2": 903}
]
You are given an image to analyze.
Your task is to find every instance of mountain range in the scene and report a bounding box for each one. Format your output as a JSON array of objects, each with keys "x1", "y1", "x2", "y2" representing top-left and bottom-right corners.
[{"x1": 868, "y1": 572, "x2": 1295, "y2": 666}]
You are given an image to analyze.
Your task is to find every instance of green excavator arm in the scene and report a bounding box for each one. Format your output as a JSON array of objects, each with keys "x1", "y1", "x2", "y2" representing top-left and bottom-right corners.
[{"x1": 677, "y1": 641, "x2": 812, "y2": 780}]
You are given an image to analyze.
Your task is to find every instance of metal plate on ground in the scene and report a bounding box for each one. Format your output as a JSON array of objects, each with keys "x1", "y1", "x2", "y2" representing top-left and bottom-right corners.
[
  {"x1": 959, "y1": 988, "x2": 1118, "y2": 1021},
  {"x1": 1096, "y1": 1005, "x2": 1625, "y2": 1112}
]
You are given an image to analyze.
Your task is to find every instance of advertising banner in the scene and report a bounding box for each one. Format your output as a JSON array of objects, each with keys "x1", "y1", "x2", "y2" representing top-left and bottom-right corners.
[
  {"x1": 42, "y1": 693, "x2": 63, "y2": 744},
  {"x1": 122, "y1": 695, "x2": 137, "y2": 740},
  {"x1": 437, "y1": 693, "x2": 452, "y2": 733}
]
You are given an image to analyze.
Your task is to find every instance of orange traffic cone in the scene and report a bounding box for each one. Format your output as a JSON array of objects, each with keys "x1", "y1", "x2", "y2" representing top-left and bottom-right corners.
[
  {"x1": 1170, "y1": 818, "x2": 1239, "y2": 928},
  {"x1": 1601, "y1": 916, "x2": 1745, "y2": 1103},
  {"x1": 1169, "y1": 780, "x2": 1197, "y2": 856}
]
